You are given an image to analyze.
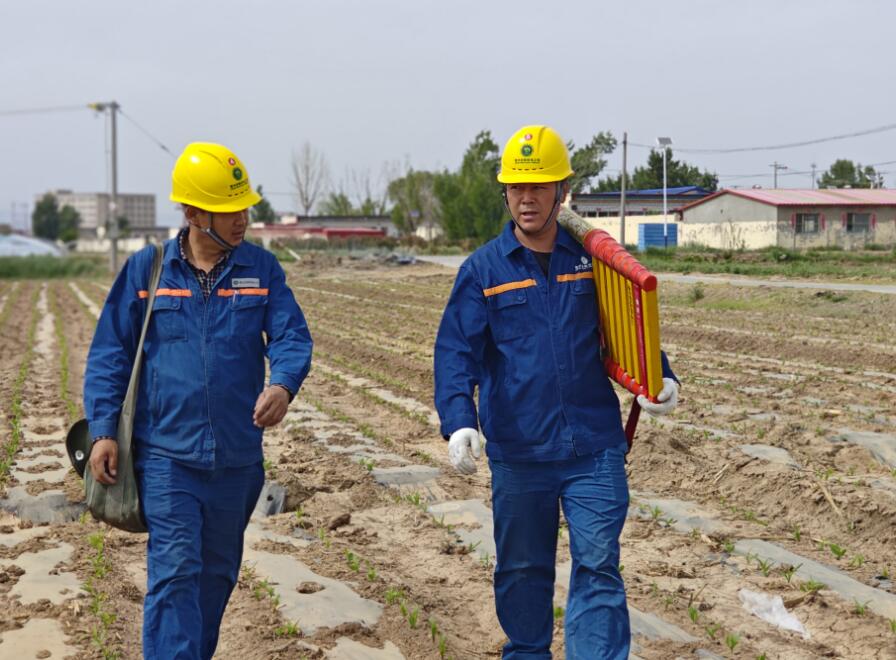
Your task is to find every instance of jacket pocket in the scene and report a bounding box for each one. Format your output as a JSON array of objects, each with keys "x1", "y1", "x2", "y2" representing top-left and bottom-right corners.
[
  {"x1": 151, "y1": 296, "x2": 187, "y2": 341},
  {"x1": 488, "y1": 290, "x2": 534, "y2": 343},
  {"x1": 230, "y1": 293, "x2": 268, "y2": 340}
]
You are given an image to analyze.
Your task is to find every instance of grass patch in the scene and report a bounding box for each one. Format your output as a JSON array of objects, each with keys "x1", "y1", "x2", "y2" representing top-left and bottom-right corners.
[
  {"x1": 0, "y1": 255, "x2": 106, "y2": 279},
  {"x1": 638, "y1": 244, "x2": 896, "y2": 280}
]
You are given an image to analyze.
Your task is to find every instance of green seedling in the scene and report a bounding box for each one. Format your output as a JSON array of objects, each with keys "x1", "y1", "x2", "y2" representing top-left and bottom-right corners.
[
  {"x1": 688, "y1": 606, "x2": 699, "y2": 624},
  {"x1": 745, "y1": 552, "x2": 757, "y2": 566},
  {"x1": 757, "y1": 654, "x2": 768, "y2": 660},
  {"x1": 345, "y1": 550, "x2": 361, "y2": 572},
  {"x1": 705, "y1": 623, "x2": 720, "y2": 640},
  {"x1": 438, "y1": 633, "x2": 448, "y2": 659},
  {"x1": 881, "y1": 566, "x2": 891, "y2": 580},
  {"x1": 407, "y1": 606, "x2": 419, "y2": 629},
  {"x1": 294, "y1": 506, "x2": 304, "y2": 521},
  {"x1": 553, "y1": 606, "x2": 565, "y2": 620},
  {"x1": 618, "y1": 564, "x2": 624, "y2": 573},
  {"x1": 757, "y1": 558, "x2": 774, "y2": 577},
  {"x1": 725, "y1": 633, "x2": 740, "y2": 652},
  {"x1": 262, "y1": 459, "x2": 273, "y2": 473},
  {"x1": 649, "y1": 505, "x2": 663, "y2": 522},
  {"x1": 429, "y1": 618, "x2": 439, "y2": 642},
  {"x1": 399, "y1": 601, "x2": 408, "y2": 618},
  {"x1": 829, "y1": 543, "x2": 847, "y2": 560},
  {"x1": 466, "y1": 540, "x2": 481, "y2": 553},
  {"x1": 366, "y1": 564, "x2": 377, "y2": 582},
  {"x1": 889, "y1": 619, "x2": 896, "y2": 634},
  {"x1": 722, "y1": 539, "x2": 735, "y2": 554},
  {"x1": 791, "y1": 525, "x2": 802, "y2": 542},
  {"x1": 781, "y1": 563, "x2": 802, "y2": 584},
  {"x1": 275, "y1": 621, "x2": 300, "y2": 637},
  {"x1": 358, "y1": 457, "x2": 375, "y2": 471},
  {"x1": 800, "y1": 579, "x2": 826, "y2": 593},
  {"x1": 385, "y1": 587, "x2": 404, "y2": 605},
  {"x1": 854, "y1": 599, "x2": 870, "y2": 616},
  {"x1": 849, "y1": 554, "x2": 865, "y2": 569}
]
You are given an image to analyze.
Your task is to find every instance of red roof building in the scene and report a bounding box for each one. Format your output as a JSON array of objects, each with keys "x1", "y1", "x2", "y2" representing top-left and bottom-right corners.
[{"x1": 677, "y1": 188, "x2": 896, "y2": 250}]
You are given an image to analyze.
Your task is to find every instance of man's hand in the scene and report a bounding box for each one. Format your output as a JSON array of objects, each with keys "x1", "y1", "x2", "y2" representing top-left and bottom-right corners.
[
  {"x1": 89, "y1": 439, "x2": 118, "y2": 485},
  {"x1": 447, "y1": 427, "x2": 482, "y2": 475},
  {"x1": 253, "y1": 385, "x2": 291, "y2": 428},
  {"x1": 637, "y1": 377, "x2": 679, "y2": 417}
]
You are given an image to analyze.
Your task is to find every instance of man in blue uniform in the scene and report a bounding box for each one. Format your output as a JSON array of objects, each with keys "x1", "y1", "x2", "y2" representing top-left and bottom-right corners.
[
  {"x1": 434, "y1": 126, "x2": 679, "y2": 659},
  {"x1": 84, "y1": 142, "x2": 313, "y2": 659}
]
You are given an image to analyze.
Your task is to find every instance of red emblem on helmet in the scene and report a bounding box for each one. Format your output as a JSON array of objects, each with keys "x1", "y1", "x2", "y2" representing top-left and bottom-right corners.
[{"x1": 228, "y1": 157, "x2": 236, "y2": 166}]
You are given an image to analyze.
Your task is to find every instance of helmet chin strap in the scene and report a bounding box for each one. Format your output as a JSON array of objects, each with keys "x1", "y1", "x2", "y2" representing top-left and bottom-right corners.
[
  {"x1": 192, "y1": 212, "x2": 236, "y2": 251},
  {"x1": 504, "y1": 182, "x2": 565, "y2": 238}
]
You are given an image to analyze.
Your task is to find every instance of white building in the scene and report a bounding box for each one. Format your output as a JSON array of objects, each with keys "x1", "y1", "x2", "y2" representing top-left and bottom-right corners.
[{"x1": 36, "y1": 189, "x2": 156, "y2": 233}]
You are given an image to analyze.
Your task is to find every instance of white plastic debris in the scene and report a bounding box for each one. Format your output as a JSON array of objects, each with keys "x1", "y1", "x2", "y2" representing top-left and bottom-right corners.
[{"x1": 738, "y1": 588, "x2": 810, "y2": 639}]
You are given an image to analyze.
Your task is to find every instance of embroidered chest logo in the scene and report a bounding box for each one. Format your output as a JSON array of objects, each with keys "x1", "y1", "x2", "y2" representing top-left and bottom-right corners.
[
  {"x1": 232, "y1": 278, "x2": 260, "y2": 288},
  {"x1": 574, "y1": 256, "x2": 592, "y2": 272}
]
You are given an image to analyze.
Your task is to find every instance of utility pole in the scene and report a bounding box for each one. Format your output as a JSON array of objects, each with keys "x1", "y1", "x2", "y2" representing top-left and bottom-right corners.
[
  {"x1": 769, "y1": 161, "x2": 788, "y2": 188},
  {"x1": 810, "y1": 163, "x2": 817, "y2": 190},
  {"x1": 89, "y1": 101, "x2": 120, "y2": 272},
  {"x1": 619, "y1": 132, "x2": 627, "y2": 246}
]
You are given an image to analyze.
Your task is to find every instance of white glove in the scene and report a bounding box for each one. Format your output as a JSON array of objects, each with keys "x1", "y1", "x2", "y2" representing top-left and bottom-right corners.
[
  {"x1": 447, "y1": 427, "x2": 482, "y2": 475},
  {"x1": 637, "y1": 378, "x2": 679, "y2": 417}
]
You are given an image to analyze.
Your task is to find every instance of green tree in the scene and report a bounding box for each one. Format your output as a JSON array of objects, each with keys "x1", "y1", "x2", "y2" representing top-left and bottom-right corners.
[
  {"x1": 434, "y1": 130, "x2": 506, "y2": 243},
  {"x1": 568, "y1": 132, "x2": 617, "y2": 193},
  {"x1": 818, "y1": 159, "x2": 882, "y2": 189},
  {"x1": 595, "y1": 149, "x2": 718, "y2": 192},
  {"x1": 32, "y1": 193, "x2": 60, "y2": 240},
  {"x1": 318, "y1": 190, "x2": 356, "y2": 216},
  {"x1": 251, "y1": 185, "x2": 278, "y2": 224},
  {"x1": 58, "y1": 204, "x2": 81, "y2": 242},
  {"x1": 387, "y1": 169, "x2": 439, "y2": 236}
]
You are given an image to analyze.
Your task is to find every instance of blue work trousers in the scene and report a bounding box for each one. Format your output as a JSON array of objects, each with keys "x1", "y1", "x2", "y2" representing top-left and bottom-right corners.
[
  {"x1": 490, "y1": 445, "x2": 630, "y2": 659},
  {"x1": 136, "y1": 454, "x2": 265, "y2": 660}
]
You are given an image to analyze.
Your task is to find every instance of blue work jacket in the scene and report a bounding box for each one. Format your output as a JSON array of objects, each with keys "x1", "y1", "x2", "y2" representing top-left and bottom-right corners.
[
  {"x1": 84, "y1": 237, "x2": 313, "y2": 469},
  {"x1": 434, "y1": 221, "x2": 674, "y2": 462}
]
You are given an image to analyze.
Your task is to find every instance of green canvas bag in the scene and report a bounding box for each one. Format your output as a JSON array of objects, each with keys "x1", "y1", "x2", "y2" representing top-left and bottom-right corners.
[{"x1": 66, "y1": 243, "x2": 163, "y2": 533}]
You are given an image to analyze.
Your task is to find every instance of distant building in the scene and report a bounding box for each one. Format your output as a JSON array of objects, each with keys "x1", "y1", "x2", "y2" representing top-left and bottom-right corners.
[
  {"x1": 570, "y1": 186, "x2": 713, "y2": 217},
  {"x1": 36, "y1": 189, "x2": 157, "y2": 235},
  {"x1": 677, "y1": 188, "x2": 896, "y2": 249},
  {"x1": 277, "y1": 214, "x2": 397, "y2": 237}
]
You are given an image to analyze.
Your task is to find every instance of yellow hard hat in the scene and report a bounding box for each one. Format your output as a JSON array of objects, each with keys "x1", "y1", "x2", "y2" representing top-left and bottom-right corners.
[
  {"x1": 497, "y1": 125, "x2": 574, "y2": 184},
  {"x1": 170, "y1": 142, "x2": 262, "y2": 213}
]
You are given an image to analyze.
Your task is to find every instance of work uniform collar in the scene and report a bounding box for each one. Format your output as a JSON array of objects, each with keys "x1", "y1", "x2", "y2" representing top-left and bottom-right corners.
[
  {"x1": 166, "y1": 227, "x2": 253, "y2": 267},
  {"x1": 497, "y1": 219, "x2": 580, "y2": 257}
]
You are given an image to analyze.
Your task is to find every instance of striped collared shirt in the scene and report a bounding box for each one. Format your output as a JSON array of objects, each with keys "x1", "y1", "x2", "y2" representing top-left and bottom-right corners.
[{"x1": 178, "y1": 227, "x2": 228, "y2": 300}]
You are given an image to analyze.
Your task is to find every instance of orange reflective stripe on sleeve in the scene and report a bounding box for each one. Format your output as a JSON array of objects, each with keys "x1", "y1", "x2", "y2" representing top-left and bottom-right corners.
[
  {"x1": 138, "y1": 288, "x2": 193, "y2": 299},
  {"x1": 482, "y1": 279, "x2": 537, "y2": 297},
  {"x1": 217, "y1": 288, "x2": 269, "y2": 297},
  {"x1": 556, "y1": 272, "x2": 594, "y2": 283}
]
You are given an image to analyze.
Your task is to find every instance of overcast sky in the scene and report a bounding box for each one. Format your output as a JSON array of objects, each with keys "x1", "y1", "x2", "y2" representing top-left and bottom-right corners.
[{"x1": 2, "y1": 0, "x2": 894, "y2": 229}]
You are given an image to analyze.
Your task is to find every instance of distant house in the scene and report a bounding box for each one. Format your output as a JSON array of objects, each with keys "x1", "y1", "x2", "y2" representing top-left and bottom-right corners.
[
  {"x1": 571, "y1": 186, "x2": 713, "y2": 217},
  {"x1": 277, "y1": 214, "x2": 397, "y2": 237},
  {"x1": 677, "y1": 188, "x2": 896, "y2": 250}
]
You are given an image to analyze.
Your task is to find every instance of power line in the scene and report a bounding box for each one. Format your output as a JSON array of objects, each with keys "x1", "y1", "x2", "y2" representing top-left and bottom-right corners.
[
  {"x1": 0, "y1": 104, "x2": 88, "y2": 117},
  {"x1": 629, "y1": 120, "x2": 896, "y2": 154},
  {"x1": 117, "y1": 108, "x2": 175, "y2": 157}
]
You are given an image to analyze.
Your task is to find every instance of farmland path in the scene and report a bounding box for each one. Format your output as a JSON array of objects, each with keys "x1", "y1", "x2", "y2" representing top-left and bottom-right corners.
[{"x1": 415, "y1": 255, "x2": 896, "y2": 294}]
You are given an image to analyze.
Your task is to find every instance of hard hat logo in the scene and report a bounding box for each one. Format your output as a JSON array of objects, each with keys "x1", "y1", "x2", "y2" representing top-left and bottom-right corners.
[
  {"x1": 228, "y1": 157, "x2": 236, "y2": 166},
  {"x1": 232, "y1": 167, "x2": 243, "y2": 181},
  {"x1": 520, "y1": 144, "x2": 534, "y2": 157}
]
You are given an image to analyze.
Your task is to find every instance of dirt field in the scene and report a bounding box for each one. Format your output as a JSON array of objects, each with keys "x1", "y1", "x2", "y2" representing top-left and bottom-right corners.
[{"x1": 1, "y1": 254, "x2": 895, "y2": 659}]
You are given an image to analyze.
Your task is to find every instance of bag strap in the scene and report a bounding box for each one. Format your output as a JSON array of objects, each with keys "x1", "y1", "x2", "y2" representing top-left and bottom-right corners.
[{"x1": 118, "y1": 244, "x2": 164, "y2": 444}]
